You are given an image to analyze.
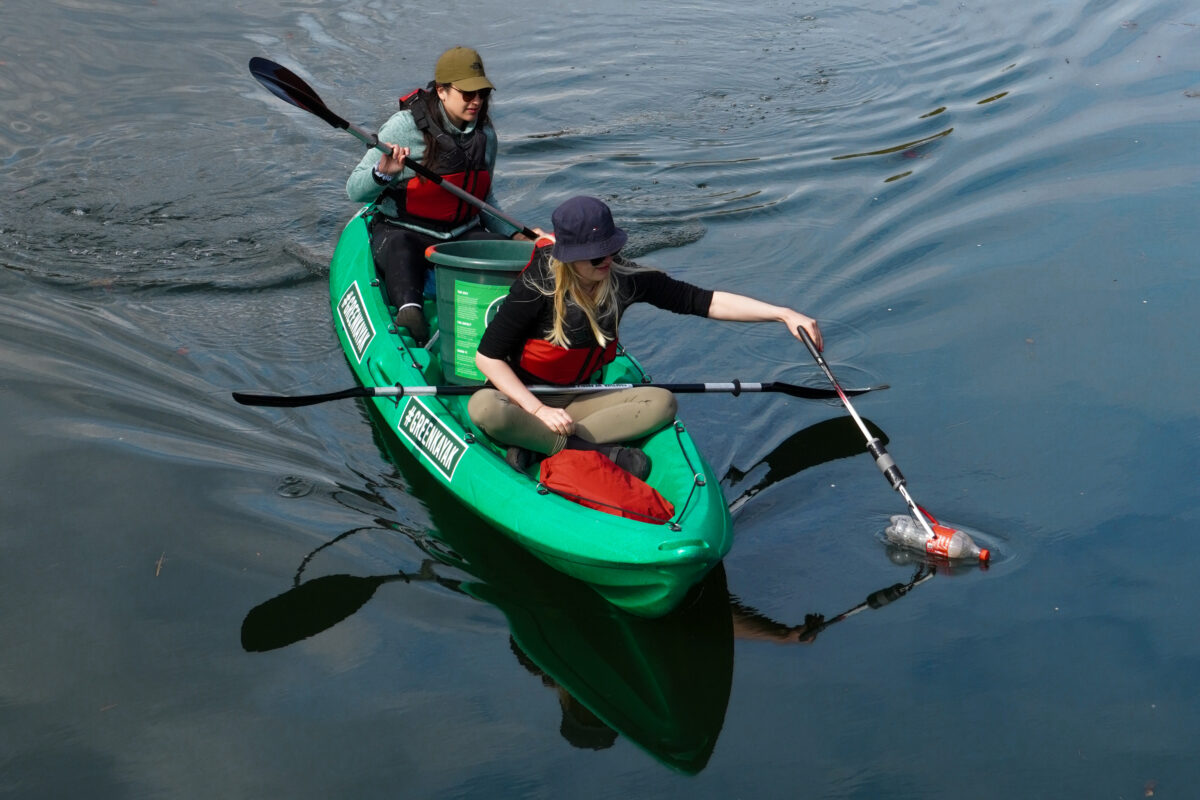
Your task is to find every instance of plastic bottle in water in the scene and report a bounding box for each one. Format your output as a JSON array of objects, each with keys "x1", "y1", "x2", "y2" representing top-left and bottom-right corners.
[{"x1": 884, "y1": 514, "x2": 990, "y2": 563}]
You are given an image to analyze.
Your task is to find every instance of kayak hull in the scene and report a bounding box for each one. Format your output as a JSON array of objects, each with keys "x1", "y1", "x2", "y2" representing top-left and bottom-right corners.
[{"x1": 329, "y1": 210, "x2": 733, "y2": 617}]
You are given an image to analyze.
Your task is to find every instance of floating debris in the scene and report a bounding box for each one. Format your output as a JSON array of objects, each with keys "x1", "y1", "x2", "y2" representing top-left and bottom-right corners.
[{"x1": 277, "y1": 475, "x2": 314, "y2": 498}]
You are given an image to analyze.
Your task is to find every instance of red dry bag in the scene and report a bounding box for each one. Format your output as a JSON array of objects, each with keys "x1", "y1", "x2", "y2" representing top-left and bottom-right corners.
[{"x1": 539, "y1": 449, "x2": 674, "y2": 523}]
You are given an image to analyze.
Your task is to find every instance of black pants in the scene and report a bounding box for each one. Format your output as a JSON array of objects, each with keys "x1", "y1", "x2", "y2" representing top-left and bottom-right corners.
[{"x1": 369, "y1": 220, "x2": 508, "y2": 310}]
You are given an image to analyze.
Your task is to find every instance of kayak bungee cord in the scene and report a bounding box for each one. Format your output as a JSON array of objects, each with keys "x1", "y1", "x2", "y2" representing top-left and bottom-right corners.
[{"x1": 797, "y1": 327, "x2": 987, "y2": 561}]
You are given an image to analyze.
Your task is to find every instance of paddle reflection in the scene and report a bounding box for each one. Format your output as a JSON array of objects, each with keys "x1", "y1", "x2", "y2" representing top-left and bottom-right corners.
[{"x1": 723, "y1": 416, "x2": 889, "y2": 514}]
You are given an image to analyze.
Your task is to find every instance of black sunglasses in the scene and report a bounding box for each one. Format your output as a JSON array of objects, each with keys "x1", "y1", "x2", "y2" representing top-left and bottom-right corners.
[
  {"x1": 450, "y1": 85, "x2": 492, "y2": 102},
  {"x1": 588, "y1": 251, "x2": 620, "y2": 267}
]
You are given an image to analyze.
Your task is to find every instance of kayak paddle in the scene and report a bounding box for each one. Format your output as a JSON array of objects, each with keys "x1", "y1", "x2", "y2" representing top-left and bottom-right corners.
[
  {"x1": 248, "y1": 56, "x2": 540, "y2": 240},
  {"x1": 232, "y1": 379, "x2": 889, "y2": 408}
]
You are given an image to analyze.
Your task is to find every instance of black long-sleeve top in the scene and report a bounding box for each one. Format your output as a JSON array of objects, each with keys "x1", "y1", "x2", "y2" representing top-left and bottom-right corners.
[{"x1": 477, "y1": 246, "x2": 714, "y2": 383}]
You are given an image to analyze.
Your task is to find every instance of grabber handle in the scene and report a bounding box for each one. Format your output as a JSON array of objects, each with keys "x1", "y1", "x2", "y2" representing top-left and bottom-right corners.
[{"x1": 866, "y1": 437, "x2": 906, "y2": 491}]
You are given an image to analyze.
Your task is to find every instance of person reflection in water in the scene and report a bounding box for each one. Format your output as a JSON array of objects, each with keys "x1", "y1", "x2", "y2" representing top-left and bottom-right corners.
[
  {"x1": 730, "y1": 601, "x2": 826, "y2": 644},
  {"x1": 510, "y1": 637, "x2": 618, "y2": 750}
]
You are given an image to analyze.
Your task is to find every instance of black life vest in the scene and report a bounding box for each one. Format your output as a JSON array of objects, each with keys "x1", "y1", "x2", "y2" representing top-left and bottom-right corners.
[{"x1": 380, "y1": 88, "x2": 493, "y2": 231}]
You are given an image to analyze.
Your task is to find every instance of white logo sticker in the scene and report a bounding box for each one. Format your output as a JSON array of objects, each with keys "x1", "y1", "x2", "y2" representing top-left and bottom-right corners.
[
  {"x1": 398, "y1": 399, "x2": 466, "y2": 481},
  {"x1": 337, "y1": 282, "x2": 375, "y2": 362}
]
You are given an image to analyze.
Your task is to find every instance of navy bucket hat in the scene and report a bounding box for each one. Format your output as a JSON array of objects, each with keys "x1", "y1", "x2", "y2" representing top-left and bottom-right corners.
[{"x1": 550, "y1": 196, "x2": 628, "y2": 263}]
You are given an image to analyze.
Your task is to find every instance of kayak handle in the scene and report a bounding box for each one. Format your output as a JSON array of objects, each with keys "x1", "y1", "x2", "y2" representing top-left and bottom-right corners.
[{"x1": 656, "y1": 539, "x2": 710, "y2": 558}]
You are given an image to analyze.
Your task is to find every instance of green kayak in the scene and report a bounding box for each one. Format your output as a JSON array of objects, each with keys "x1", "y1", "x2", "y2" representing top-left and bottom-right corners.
[{"x1": 329, "y1": 209, "x2": 734, "y2": 617}]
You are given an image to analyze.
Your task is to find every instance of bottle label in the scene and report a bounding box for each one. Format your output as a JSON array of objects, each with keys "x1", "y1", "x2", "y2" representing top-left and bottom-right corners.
[{"x1": 923, "y1": 523, "x2": 955, "y2": 557}]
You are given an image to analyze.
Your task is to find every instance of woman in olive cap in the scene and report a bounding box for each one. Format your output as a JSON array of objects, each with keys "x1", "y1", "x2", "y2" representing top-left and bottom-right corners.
[
  {"x1": 470, "y1": 196, "x2": 823, "y2": 478},
  {"x1": 347, "y1": 46, "x2": 524, "y2": 344}
]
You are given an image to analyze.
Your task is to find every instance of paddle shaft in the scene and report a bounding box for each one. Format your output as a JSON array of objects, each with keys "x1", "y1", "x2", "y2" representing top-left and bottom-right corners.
[
  {"x1": 248, "y1": 57, "x2": 539, "y2": 239},
  {"x1": 233, "y1": 379, "x2": 885, "y2": 408},
  {"x1": 797, "y1": 327, "x2": 937, "y2": 539}
]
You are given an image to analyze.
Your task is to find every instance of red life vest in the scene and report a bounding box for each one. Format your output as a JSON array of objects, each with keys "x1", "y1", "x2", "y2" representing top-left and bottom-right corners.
[
  {"x1": 518, "y1": 337, "x2": 619, "y2": 385},
  {"x1": 381, "y1": 89, "x2": 493, "y2": 231}
]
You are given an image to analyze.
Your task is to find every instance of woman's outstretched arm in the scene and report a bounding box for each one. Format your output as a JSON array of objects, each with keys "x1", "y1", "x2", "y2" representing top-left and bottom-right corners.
[{"x1": 706, "y1": 291, "x2": 823, "y2": 350}]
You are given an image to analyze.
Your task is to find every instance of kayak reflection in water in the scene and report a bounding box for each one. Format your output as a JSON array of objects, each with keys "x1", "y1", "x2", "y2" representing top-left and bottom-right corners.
[
  {"x1": 471, "y1": 196, "x2": 823, "y2": 477},
  {"x1": 508, "y1": 619, "x2": 816, "y2": 756},
  {"x1": 241, "y1": 546, "x2": 933, "y2": 771},
  {"x1": 505, "y1": 568, "x2": 933, "y2": 760}
]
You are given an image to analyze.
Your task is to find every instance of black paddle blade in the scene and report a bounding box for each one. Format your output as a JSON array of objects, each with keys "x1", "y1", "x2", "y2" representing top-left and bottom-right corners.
[
  {"x1": 241, "y1": 574, "x2": 388, "y2": 652},
  {"x1": 844, "y1": 383, "x2": 889, "y2": 398},
  {"x1": 772, "y1": 382, "x2": 889, "y2": 400},
  {"x1": 248, "y1": 57, "x2": 347, "y2": 130},
  {"x1": 232, "y1": 387, "x2": 371, "y2": 407}
]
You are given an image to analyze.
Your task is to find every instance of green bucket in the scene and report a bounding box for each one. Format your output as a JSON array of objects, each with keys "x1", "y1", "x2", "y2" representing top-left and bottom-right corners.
[{"x1": 427, "y1": 239, "x2": 534, "y2": 385}]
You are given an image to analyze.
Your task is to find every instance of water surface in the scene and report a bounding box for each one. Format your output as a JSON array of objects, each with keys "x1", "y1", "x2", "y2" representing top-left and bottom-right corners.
[{"x1": 3, "y1": 0, "x2": 1200, "y2": 797}]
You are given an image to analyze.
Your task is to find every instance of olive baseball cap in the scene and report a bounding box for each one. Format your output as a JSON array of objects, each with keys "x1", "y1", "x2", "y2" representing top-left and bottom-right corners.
[{"x1": 435, "y1": 46, "x2": 495, "y2": 91}]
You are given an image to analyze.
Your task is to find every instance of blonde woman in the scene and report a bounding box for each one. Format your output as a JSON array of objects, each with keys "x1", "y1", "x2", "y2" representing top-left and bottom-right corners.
[{"x1": 470, "y1": 196, "x2": 823, "y2": 477}]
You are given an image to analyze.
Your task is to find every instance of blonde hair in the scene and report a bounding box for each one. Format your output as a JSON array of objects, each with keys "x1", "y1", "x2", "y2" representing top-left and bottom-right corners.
[{"x1": 533, "y1": 256, "x2": 627, "y2": 348}]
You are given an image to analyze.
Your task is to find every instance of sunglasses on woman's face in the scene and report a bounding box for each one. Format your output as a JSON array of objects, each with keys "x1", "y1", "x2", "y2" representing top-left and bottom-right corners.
[
  {"x1": 452, "y1": 85, "x2": 492, "y2": 102},
  {"x1": 589, "y1": 251, "x2": 619, "y2": 267}
]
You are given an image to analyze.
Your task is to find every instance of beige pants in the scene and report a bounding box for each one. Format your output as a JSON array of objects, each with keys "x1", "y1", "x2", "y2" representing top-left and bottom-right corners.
[{"x1": 468, "y1": 387, "x2": 678, "y2": 454}]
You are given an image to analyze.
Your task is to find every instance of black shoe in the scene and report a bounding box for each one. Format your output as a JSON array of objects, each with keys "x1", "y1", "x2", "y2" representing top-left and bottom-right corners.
[
  {"x1": 505, "y1": 446, "x2": 535, "y2": 475},
  {"x1": 608, "y1": 447, "x2": 651, "y2": 481},
  {"x1": 394, "y1": 306, "x2": 429, "y2": 346}
]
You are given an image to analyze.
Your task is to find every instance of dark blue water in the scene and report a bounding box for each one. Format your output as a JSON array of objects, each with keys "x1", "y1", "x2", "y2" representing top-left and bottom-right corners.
[{"x1": 3, "y1": 0, "x2": 1200, "y2": 797}]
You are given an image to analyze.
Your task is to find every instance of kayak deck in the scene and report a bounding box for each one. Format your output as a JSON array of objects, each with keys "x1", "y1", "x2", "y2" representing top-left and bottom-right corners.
[{"x1": 329, "y1": 210, "x2": 733, "y2": 617}]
